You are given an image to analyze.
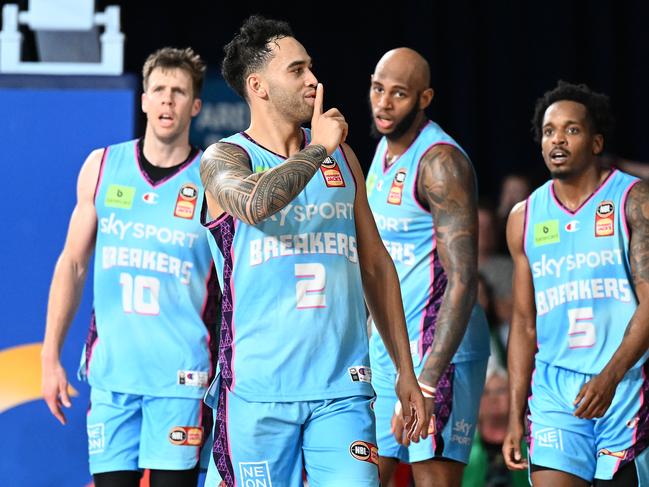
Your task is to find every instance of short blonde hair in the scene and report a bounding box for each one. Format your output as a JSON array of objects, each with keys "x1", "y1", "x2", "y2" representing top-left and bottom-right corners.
[{"x1": 142, "y1": 47, "x2": 206, "y2": 98}]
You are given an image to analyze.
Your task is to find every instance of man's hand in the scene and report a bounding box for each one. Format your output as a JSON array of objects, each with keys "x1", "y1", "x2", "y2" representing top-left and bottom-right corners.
[
  {"x1": 42, "y1": 360, "x2": 72, "y2": 425},
  {"x1": 392, "y1": 372, "x2": 431, "y2": 445},
  {"x1": 392, "y1": 396, "x2": 435, "y2": 447},
  {"x1": 573, "y1": 370, "x2": 620, "y2": 419},
  {"x1": 309, "y1": 83, "x2": 348, "y2": 155},
  {"x1": 502, "y1": 420, "x2": 528, "y2": 471}
]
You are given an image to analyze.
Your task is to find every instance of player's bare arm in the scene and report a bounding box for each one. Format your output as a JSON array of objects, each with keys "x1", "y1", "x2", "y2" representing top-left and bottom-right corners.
[
  {"x1": 417, "y1": 144, "x2": 478, "y2": 388},
  {"x1": 42, "y1": 148, "x2": 102, "y2": 425},
  {"x1": 345, "y1": 143, "x2": 430, "y2": 444},
  {"x1": 502, "y1": 201, "x2": 535, "y2": 470},
  {"x1": 573, "y1": 180, "x2": 649, "y2": 419},
  {"x1": 200, "y1": 83, "x2": 346, "y2": 224}
]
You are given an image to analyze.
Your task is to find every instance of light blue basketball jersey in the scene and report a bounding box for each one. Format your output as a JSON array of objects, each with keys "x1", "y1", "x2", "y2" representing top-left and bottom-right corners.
[
  {"x1": 80, "y1": 139, "x2": 218, "y2": 399},
  {"x1": 524, "y1": 169, "x2": 644, "y2": 374},
  {"x1": 202, "y1": 130, "x2": 373, "y2": 402},
  {"x1": 366, "y1": 121, "x2": 490, "y2": 375}
]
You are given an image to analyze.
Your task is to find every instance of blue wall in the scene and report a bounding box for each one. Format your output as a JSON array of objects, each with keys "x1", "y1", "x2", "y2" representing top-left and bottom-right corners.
[{"x1": 0, "y1": 75, "x2": 137, "y2": 487}]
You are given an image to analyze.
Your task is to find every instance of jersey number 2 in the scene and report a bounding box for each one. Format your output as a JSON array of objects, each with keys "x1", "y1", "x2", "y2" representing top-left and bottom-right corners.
[
  {"x1": 295, "y1": 263, "x2": 326, "y2": 309},
  {"x1": 119, "y1": 272, "x2": 160, "y2": 315}
]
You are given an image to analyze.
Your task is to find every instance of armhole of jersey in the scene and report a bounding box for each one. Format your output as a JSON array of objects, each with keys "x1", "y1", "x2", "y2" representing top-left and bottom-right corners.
[
  {"x1": 522, "y1": 196, "x2": 531, "y2": 257},
  {"x1": 622, "y1": 179, "x2": 641, "y2": 239},
  {"x1": 337, "y1": 144, "x2": 357, "y2": 193},
  {"x1": 412, "y1": 142, "x2": 458, "y2": 213},
  {"x1": 201, "y1": 196, "x2": 231, "y2": 229},
  {"x1": 93, "y1": 147, "x2": 109, "y2": 204}
]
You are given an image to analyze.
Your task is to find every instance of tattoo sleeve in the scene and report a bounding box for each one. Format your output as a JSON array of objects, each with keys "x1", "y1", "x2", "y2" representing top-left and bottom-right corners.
[
  {"x1": 199, "y1": 142, "x2": 328, "y2": 225},
  {"x1": 417, "y1": 145, "x2": 479, "y2": 387},
  {"x1": 628, "y1": 181, "x2": 649, "y2": 286},
  {"x1": 601, "y1": 180, "x2": 649, "y2": 376}
]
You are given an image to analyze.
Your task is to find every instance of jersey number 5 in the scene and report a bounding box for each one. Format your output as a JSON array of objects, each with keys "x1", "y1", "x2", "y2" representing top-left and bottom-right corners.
[
  {"x1": 119, "y1": 272, "x2": 160, "y2": 315},
  {"x1": 567, "y1": 307, "x2": 595, "y2": 348},
  {"x1": 295, "y1": 263, "x2": 326, "y2": 309}
]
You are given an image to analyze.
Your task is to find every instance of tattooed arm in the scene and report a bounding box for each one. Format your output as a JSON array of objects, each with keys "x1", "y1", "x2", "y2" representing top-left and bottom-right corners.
[
  {"x1": 573, "y1": 179, "x2": 649, "y2": 419},
  {"x1": 200, "y1": 83, "x2": 347, "y2": 225},
  {"x1": 200, "y1": 142, "x2": 328, "y2": 224},
  {"x1": 417, "y1": 145, "x2": 479, "y2": 388}
]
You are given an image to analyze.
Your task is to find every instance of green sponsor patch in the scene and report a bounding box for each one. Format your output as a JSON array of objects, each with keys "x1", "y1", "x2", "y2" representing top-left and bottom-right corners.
[
  {"x1": 105, "y1": 184, "x2": 135, "y2": 209},
  {"x1": 254, "y1": 165, "x2": 265, "y2": 173},
  {"x1": 366, "y1": 173, "x2": 377, "y2": 197},
  {"x1": 534, "y1": 220, "x2": 560, "y2": 246}
]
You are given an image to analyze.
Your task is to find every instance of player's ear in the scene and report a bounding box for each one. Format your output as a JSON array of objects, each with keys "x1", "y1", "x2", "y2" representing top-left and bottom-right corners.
[
  {"x1": 247, "y1": 73, "x2": 268, "y2": 100},
  {"x1": 592, "y1": 133, "x2": 604, "y2": 155},
  {"x1": 419, "y1": 88, "x2": 434, "y2": 110}
]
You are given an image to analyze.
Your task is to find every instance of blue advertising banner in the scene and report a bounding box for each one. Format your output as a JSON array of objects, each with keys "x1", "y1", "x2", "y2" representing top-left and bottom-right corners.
[{"x1": 0, "y1": 75, "x2": 137, "y2": 487}]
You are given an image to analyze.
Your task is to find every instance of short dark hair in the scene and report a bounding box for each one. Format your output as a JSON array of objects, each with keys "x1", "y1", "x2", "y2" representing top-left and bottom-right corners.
[
  {"x1": 142, "y1": 47, "x2": 206, "y2": 98},
  {"x1": 221, "y1": 15, "x2": 293, "y2": 99},
  {"x1": 531, "y1": 80, "x2": 614, "y2": 144}
]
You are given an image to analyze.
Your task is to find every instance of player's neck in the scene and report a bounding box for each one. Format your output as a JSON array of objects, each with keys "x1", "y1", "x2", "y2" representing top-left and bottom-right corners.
[
  {"x1": 246, "y1": 114, "x2": 304, "y2": 158},
  {"x1": 552, "y1": 164, "x2": 610, "y2": 211},
  {"x1": 142, "y1": 126, "x2": 191, "y2": 168},
  {"x1": 385, "y1": 116, "x2": 428, "y2": 166}
]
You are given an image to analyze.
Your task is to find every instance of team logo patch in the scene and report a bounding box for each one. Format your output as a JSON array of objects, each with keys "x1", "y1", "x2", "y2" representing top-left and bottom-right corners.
[
  {"x1": 534, "y1": 427, "x2": 564, "y2": 451},
  {"x1": 87, "y1": 423, "x2": 105, "y2": 455},
  {"x1": 348, "y1": 366, "x2": 372, "y2": 383},
  {"x1": 178, "y1": 370, "x2": 208, "y2": 387},
  {"x1": 105, "y1": 184, "x2": 135, "y2": 209},
  {"x1": 239, "y1": 461, "x2": 272, "y2": 485},
  {"x1": 320, "y1": 156, "x2": 346, "y2": 188},
  {"x1": 534, "y1": 220, "x2": 560, "y2": 246},
  {"x1": 627, "y1": 416, "x2": 640, "y2": 428},
  {"x1": 595, "y1": 200, "x2": 615, "y2": 237},
  {"x1": 142, "y1": 192, "x2": 158, "y2": 204},
  {"x1": 349, "y1": 441, "x2": 379, "y2": 465},
  {"x1": 168, "y1": 426, "x2": 203, "y2": 446},
  {"x1": 387, "y1": 169, "x2": 407, "y2": 205},
  {"x1": 564, "y1": 219, "x2": 580, "y2": 232},
  {"x1": 174, "y1": 183, "x2": 198, "y2": 219}
]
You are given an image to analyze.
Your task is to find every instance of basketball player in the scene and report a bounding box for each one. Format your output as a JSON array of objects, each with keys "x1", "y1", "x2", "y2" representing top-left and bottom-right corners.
[
  {"x1": 199, "y1": 16, "x2": 429, "y2": 487},
  {"x1": 366, "y1": 48, "x2": 490, "y2": 486},
  {"x1": 503, "y1": 81, "x2": 649, "y2": 486},
  {"x1": 41, "y1": 47, "x2": 218, "y2": 487}
]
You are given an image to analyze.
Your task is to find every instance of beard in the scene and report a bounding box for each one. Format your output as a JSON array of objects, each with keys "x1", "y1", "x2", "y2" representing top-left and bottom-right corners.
[
  {"x1": 269, "y1": 83, "x2": 312, "y2": 124},
  {"x1": 369, "y1": 100, "x2": 420, "y2": 141}
]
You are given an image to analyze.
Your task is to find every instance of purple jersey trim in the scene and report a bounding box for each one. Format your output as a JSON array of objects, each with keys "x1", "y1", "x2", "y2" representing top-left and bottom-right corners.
[
  {"x1": 93, "y1": 147, "x2": 109, "y2": 203},
  {"x1": 213, "y1": 380, "x2": 235, "y2": 486},
  {"x1": 84, "y1": 310, "x2": 98, "y2": 377},
  {"x1": 432, "y1": 364, "x2": 455, "y2": 456},
  {"x1": 619, "y1": 361, "x2": 649, "y2": 471},
  {"x1": 419, "y1": 246, "x2": 448, "y2": 358},
  {"x1": 201, "y1": 264, "x2": 221, "y2": 387},
  {"x1": 549, "y1": 169, "x2": 616, "y2": 216},
  {"x1": 208, "y1": 215, "x2": 237, "y2": 391},
  {"x1": 133, "y1": 138, "x2": 201, "y2": 188}
]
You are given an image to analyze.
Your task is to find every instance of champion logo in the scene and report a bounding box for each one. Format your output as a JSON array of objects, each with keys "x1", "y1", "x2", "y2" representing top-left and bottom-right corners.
[
  {"x1": 565, "y1": 220, "x2": 579, "y2": 232},
  {"x1": 142, "y1": 192, "x2": 158, "y2": 204}
]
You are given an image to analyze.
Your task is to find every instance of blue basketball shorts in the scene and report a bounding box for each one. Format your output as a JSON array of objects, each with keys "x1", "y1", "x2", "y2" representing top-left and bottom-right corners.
[
  {"x1": 202, "y1": 376, "x2": 379, "y2": 487},
  {"x1": 528, "y1": 360, "x2": 649, "y2": 482},
  {"x1": 87, "y1": 386, "x2": 210, "y2": 474},
  {"x1": 373, "y1": 358, "x2": 488, "y2": 464}
]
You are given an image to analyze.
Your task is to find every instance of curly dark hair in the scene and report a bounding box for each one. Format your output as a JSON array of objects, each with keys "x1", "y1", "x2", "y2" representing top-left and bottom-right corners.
[
  {"x1": 531, "y1": 80, "x2": 614, "y2": 144},
  {"x1": 222, "y1": 15, "x2": 294, "y2": 100}
]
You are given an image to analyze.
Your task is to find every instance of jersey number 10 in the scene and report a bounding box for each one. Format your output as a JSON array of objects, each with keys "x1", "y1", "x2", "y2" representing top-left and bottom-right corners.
[{"x1": 119, "y1": 272, "x2": 160, "y2": 315}]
